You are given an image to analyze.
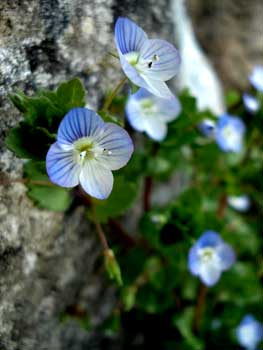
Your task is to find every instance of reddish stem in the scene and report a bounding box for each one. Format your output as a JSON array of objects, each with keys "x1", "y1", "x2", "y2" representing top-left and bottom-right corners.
[
  {"x1": 192, "y1": 282, "x2": 208, "y2": 334},
  {"x1": 143, "y1": 176, "x2": 153, "y2": 212}
]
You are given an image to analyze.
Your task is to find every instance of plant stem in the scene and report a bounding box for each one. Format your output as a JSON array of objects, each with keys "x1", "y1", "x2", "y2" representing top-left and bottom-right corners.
[
  {"x1": 143, "y1": 176, "x2": 153, "y2": 212},
  {"x1": 192, "y1": 282, "x2": 208, "y2": 334},
  {"x1": 92, "y1": 207, "x2": 109, "y2": 251},
  {"x1": 102, "y1": 76, "x2": 127, "y2": 112},
  {"x1": 107, "y1": 52, "x2": 119, "y2": 59},
  {"x1": 0, "y1": 178, "x2": 54, "y2": 186}
]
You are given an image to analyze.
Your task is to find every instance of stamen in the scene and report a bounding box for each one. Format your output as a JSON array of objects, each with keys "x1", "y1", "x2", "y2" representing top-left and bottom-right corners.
[{"x1": 102, "y1": 148, "x2": 112, "y2": 156}]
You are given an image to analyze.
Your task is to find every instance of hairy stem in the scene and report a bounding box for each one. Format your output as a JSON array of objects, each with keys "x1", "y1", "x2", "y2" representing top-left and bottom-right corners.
[
  {"x1": 192, "y1": 282, "x2": 208, "y2": 334},
  {"x1": 102, "y1": 76, "x2": 127, "y2": 112}
]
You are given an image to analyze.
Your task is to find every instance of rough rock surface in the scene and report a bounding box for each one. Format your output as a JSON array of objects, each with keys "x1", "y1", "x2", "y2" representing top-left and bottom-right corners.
[
  {"x1": 0, "y1": 0, "x2": 262, "y2": 349},
  {"x1": 0, "y1": 0, "x2": 175, "y2": 349},
  {"x1": 187, "y1": 0, "x2": 263, "y2": 90}
]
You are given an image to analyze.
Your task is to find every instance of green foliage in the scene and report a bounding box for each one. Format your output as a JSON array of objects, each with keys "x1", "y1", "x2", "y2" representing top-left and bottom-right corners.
[
  {"x1": 104, "y1": 249, "x2": 123, "y2": 286},
  {"x1": 7, "y1": 77, "x2": 263, "y2": 349},
  {"x1": 24, "y1": 160, "x2": 72, "y2": 211},
  {"x1": 90, "y1": 175, "x2": 138, "y2": 223},
  {"x1": 6, "y1": 78, "x2": 85, "y2": 160}
]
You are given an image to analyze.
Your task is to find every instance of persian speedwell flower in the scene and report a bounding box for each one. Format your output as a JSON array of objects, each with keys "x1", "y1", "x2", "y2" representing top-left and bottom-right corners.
[
  {"x1": 188, "y1": 231, "x2": 235, "y2": 287},
  {"x1": 249, "y1": 65, "x2": 263, "y2": 93},
  {"x1": 125, "y1": 88, "x2": 181, "y2": 141},
  {"x1": 215, "y1": 114, "x2": 245, "y2": 153},
  {"x1": 236, "y1": 315, "x2": 263, "y2": 350},
  {"x1": 198, "y1": 118, "x2": 216, "y2": 138},
  {"x1": 46, "y1": 108, "x2": 133, "y2": 200},
  {"x1": 114, "y1": 17, "x2": 181, "y2": 99},
  {"x1": 227, "y1": 195, "x2": 251, "y2": 212},
  {"x1": 243, "y1": 93, "x2": 260, "y2": 114}
]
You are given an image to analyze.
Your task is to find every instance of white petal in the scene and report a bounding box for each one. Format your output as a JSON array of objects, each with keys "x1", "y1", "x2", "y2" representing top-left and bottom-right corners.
[
  {"x1": 141, "y1": 75, "x2": 174, "y2": 99},
  {"x1": 79, "y1": 160, "x2": 113, "y2": 200},
  {"x1": 139, "y1": 39, "x2": 181, "y2": 81},
  {"x1": 199, "y1": 262, "x2": 221, "y2": 286},
  {"x1": 95, "y1": 123, "x2": 134, "y2": 170},
  {"x1": 144, "y1": 117, "x2": 167, "y2": 141}
]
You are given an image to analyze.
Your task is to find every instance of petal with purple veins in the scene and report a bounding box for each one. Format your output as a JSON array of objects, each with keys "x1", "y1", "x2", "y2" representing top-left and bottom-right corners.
[
  {"x1": 95, "y1": 123, "x2": 134, "y2": 170},
  {"x1": 139, "y1": 39, "x2": 181, "y2": 81},
  {"x1": 114, "y1": 17, "x2": 148, "y2": 55},
  {"x1": 79, "y1": 160, "x2": 113, "y2": 200},
  {"x1": 46, "y1": 142, "x2": 81, "y2": 188},
  {"x1": 57, "y1": 108, "x2": 104, "y2": 145}
]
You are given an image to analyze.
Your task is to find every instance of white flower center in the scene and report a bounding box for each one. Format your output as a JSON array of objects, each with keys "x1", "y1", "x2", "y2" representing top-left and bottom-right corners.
[
  {"x1": 73, "y1": 137, "x2": 111, "y2": 165},
  {"x1": 124, "y1": 52, "x2": 160, "y2": 73},
  {"x1": 139, "y1": 98, "x2": 158, "y2": 117},
  {"x1": 199, "y1": 247, "x2": 215, "y2": 263},
  {"x1": 222, "y1": 125, "x2": 239, "y2": 145}
]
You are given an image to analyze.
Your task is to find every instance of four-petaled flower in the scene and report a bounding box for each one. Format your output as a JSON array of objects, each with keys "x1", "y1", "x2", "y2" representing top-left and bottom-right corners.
[
  {"x1": 243, "y1": 93, "x2": 260, "y2": 114},
  {"x1": 249, "y1": 65, "x2": 263, "y2": 93},
  {"x1": 114, "y1": 17, "x2": 181, "y2": 99},
  {"x1": 236, "y1": 315, "x2": 263, "y2": 350},
  {"x1": 125, "y1": 88, "x2": 181, "y2": 141},
  {"x1": 215, "y1": 114, "x2": 245, "y2": 153},
  {"x1": 188, "y1": 231, "x2": 236, "y2": 286},
  {"x1": 46, "y1": 108, "x2": 134, "y2": 200}
]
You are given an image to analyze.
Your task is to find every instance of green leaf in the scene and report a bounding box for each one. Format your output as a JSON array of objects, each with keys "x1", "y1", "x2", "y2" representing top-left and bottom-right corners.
[
  {"x1": 56, "y1": 78, "x2": 86, "y2": 114},
  {"x1": 91, "y1": 176, "x2": 138, "y2": 223},
  {"x1": 27, "y1": 186, "x2": 72, "y2": 212},
  {"x1": 98, "y1": 110, "x2": 124, "y2": 127},
  {"x1": 5, "y1": 122, "x2": 55, "y2": 160},
  {"x1": 104, "y1": 249, "x2": 123, "y2": 286},
  {"x1": 24, "y1": 160, "x2": 72, "y2": 212},
  {"x1": 173, "y1": 307, "x2": 204, "y2": 349}
]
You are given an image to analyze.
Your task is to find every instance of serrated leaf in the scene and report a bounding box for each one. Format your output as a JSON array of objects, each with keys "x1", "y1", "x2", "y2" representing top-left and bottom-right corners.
[
  {"x1": 56, "y1": 78, "x2": 85, "y2": 113},
  {"x1": 91, "y1": 176, "x2": 138, "y2": 223}
]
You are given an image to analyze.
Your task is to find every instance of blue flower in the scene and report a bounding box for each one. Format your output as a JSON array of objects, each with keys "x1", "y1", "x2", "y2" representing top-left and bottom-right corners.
[
  {"x1": 114, "y1": 17, "x2": 181, "y2": 99},
  {"x1": 249, "y1": 65, "x2": 263, "y2": 93},
  {"x1": 236, "y1": 315, "x2": 263, "y2": 350},
  {"x1": 243, "y1": 93, "x2": 260, "y2": 114},
  {"x1": 46, "y1": 108, "x2": 134, "y2": 200},
  {"x1": 125, "y1": 88, "x2": 181, "y2": 141},
  {"x1": 227, "y1": 195, "x2": 251, "y2": 212},
  {"x1": 215, "y1": 114, "x2": 245, "y2": 153},
  {"x1": 188, "y1": 231, "x2": 236, "y2": 286},
  {"x1": 198, "y1": 118, "x2": 216, "y2": 137}
]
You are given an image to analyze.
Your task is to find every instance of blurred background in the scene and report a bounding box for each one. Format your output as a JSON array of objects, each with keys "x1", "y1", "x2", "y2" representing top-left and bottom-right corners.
[{"x1": 0, "y1": 0, "x2": 262, "y2": 349}]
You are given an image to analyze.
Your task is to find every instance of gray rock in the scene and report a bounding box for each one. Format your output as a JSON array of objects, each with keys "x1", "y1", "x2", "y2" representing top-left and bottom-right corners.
[{"x1": 0, "y1": 0, "x2": 262, "y2": 349}]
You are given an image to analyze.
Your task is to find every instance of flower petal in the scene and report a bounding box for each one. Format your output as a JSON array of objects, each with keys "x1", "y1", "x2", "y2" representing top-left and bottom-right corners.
[
  {"x1": 125, "y1": 91, "x2": 147, "y2": 132},
  {"x1": 119, "y1": 54, "x2": 150, "y2": 89},
  {"x1": 217, "y1": 243, "x2": 236, "y2": 271},
  {"x1": 79, "y1": 160, "x2": 113, "y2": 200},
  {"x1": 188, "y1": 246, "x2": 201, "y2": 276},
  {"x1": 249, "y1": 65, "x2": 263, "y2": 93},
  {"x1": 95, "y1": 123, "x2": 134, "y2": 170},
  {"x1": 46, "y1": 142, "x2": 80, "y2": 188},
  {"x1": 139, "y1": 39, "x2": 181, "y2": 81},
  {"x1": 196, "y1": 231, "x2": 222, "y2": 249},
  {"x1": 114, "y1": 17, "x2": 148, "y2": 55},
  {"x1": 57, "y1": 108, "x2": 104, "y2": 145},
  {"x1": 200, "y1": 262, "x2": 221, "y2": 286},
  {"x1": 144, "y1": 117, "x2": 167, "y2": 141},
  {"x1": 153, "y1": 94, "x2": 181, "y2": 122},
  {"x1": 141, "y1": 75, "x2": 174, "y2": 99}
]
